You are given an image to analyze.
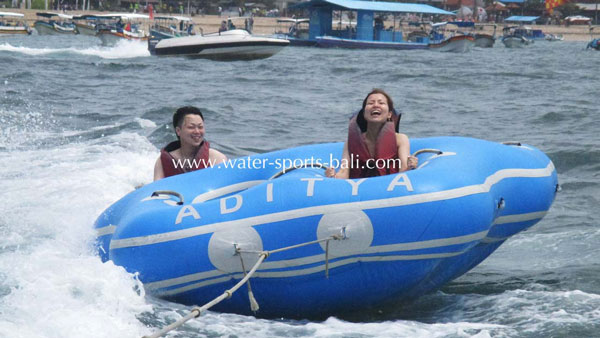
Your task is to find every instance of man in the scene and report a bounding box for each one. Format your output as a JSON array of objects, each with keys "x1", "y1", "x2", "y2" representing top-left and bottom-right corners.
[{"x1": 154, "y1": 106, "x2": 227, "y2": 181}]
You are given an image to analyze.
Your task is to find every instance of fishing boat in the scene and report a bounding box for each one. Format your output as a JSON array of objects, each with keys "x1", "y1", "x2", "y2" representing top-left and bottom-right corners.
[
  {"x1": 474, "y1": 23, "x2": 497, "y2": 48},
  {"x1": 72, "y1": 14, "x2": 101, "y2": 36},
  {"x1": 95, "y1": 137, "x2": 558, "y2": 318},
  {"x1": 274, "y1": 18, "x2": 315, "y2": 46},
  {"x1": 289, "y1": 0, "x2": 455, "y2": 50},
  {"x1": 148, "y1": 29, "x2": 289, "y2": 60},
  {"x1": 149, "y1": 15, "x2": 196, "y2": 39},
  {"x1": 427, "y1": 22, "x2": 474, "y2": 52},
  {"x1": 0, "y1": 12, "x2": 31, "y2": 35},
  {"x1": 504, "y1": 16, "x2": 545, "y2": 41},
  {"x1": 95, "y1": 13, "x2": 149, "y2": 46},
  {"x1": 502, "y1": 26, "x2": 533, "y2": 48},
  {"x1": 33, "y1": 12, "x2": 78, "y2": 35}
]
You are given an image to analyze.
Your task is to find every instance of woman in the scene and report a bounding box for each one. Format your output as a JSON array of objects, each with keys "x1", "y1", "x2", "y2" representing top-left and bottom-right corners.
[{"x1": 325, "y1": 89, "x2": 417, "y2": 179}]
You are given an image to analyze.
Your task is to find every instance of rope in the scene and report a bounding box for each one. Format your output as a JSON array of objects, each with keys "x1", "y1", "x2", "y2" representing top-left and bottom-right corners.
[
  {"x1": 143, "y1": 232, "x2": 346, "y2": 338},
  {"x1": 143, "y1": 253, "x2": 267, "y2": 338}
]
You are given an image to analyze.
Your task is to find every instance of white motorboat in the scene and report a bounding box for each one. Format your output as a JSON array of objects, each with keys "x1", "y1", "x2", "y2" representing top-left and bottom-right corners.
[{"x1": 148, "y1": 29, "x2": 289, "y2": 60}]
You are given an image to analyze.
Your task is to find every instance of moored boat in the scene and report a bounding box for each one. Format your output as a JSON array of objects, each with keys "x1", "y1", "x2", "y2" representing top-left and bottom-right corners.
[
  {"x1": 72, "y1": 14, "x2": 100, "y2": 36},
  {"x1": 587, "y1": 27, "x2": 599, "y2": 50},
  {"x1": 474, "y1": 23, "x2": 497, "y2": 48},
  {"x1": 95, "y1": 136, "x2": 558, "y2": 318},
  {"x1": 95, "y1": 13, "x2": 149, "y2": 46},
  {"x1": 149, "y1": 15, "x2": 196, "y2": 39},
  {"x1": 33, "y1": 12, "x2": 78, "y2": 35},
  {"x1": 502, "y1": 26, "x2": 533, "y2": 48},
  {"x1": 0, "y1": 11, "x2": 31, "y2": 35},
  {"x1": 289, "y1": 0, "x2": 455, "y2": 49},
  {"x1": 427, "y1": 22, "x2": 474, "y2": 52},
  {"x1": 148, "y1": 29, "x2": 289, "y2": 60}
]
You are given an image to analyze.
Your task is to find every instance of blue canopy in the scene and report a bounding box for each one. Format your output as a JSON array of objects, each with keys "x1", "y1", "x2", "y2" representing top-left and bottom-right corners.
[
  {"x1": 505, "y1": 16, "x2": 540, "y2": 23},
  {"x1": 499, "y1": 0, "x2": 525, "y2": 3},
  {"x1": 291, "y1": 0, "x2": 455, "y2": 16}
]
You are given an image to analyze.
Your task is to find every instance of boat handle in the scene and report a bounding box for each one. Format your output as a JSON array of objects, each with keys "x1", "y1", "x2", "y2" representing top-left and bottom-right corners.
[
  {"x1": 151, "y1": 190, "x2": 184, "y2": 205},
  {"x1": 269, "y1": 163, "x2": 328, "y2": 180},
  {"x1": 502, "y1": 141, "x2": 522, "y2": 146},
  {"x1": 412, "y1": 149, "x2": 443, "y2": 156}
]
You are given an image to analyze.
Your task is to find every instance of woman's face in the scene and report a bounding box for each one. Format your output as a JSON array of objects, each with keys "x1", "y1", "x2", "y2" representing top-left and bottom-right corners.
[{"x1": 363, "y1": 93, "x2": 391, "y2": 124}]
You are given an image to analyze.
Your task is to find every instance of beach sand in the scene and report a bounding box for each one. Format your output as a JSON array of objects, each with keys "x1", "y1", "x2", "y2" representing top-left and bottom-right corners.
[{"x1": 8, "y1": 9, "x2": 595, "y2": 41}]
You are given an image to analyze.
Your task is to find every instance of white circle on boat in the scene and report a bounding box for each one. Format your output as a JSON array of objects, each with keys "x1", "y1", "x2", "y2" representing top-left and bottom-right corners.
[
  {"x1": 208, "y1": 227, "x2": 263, "y2": 273},
  {"x1": 317, "y1": 211, "x2": 373, "y2": 257}
]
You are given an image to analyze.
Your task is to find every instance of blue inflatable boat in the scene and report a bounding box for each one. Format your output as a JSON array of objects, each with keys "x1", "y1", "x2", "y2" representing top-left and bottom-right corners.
[{"x1": 95, "y1": 136, "x2": 558, "y2": 318}]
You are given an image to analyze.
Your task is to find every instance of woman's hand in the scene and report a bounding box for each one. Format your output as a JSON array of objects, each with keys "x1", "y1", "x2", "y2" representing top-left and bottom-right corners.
[
  {"x1": 407, "y1": 156, "x2": 418, "y2": 170},
  {"x1": 325, "y1": 167, "x2": 336, "y2": 178}
]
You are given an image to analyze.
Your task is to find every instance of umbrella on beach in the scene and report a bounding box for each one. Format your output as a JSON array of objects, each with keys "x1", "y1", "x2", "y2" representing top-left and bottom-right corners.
[
  {"x1": 486, "y1": 1, "x2": 507, "y2": 11},
  {"x1": 457, "y1": 6, "x2": 473, "y2": 19}
]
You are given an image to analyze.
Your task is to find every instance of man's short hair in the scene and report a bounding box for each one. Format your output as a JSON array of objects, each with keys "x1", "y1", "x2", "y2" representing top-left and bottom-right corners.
[{"x1": 173, "y1": 106, "x2": 204, "y2": 129}]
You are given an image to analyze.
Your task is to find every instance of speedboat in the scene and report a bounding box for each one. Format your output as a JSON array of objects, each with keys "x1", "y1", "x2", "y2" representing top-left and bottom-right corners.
[
  {"x1": 148, "y1": 29, "x2": 289, "y2": 60},
  {"x1": 95, "y1": 137, "x2": 558, "y2": 318},
  {"x1": 0, "y1": 11, "x2": 31, "y2": 35}
]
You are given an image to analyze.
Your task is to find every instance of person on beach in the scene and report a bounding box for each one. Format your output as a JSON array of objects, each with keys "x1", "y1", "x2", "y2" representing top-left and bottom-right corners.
[
  {"x1": 325, "y1": 89, "x2": 417, "y2": 179},
  {"x1": 154, "y1": 106, "x2": 227, "y2": 181}
]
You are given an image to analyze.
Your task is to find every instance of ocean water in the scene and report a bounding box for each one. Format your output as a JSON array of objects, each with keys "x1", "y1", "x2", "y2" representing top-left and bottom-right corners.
[{"x1": 0, "y1": 34, "x2": 599, "y2": 337}]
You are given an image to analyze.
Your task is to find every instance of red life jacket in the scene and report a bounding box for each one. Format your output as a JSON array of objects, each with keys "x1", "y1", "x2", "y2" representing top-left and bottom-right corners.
[
  {"x1": 160, "y1": 140, "x2": 211, "y2": 178},
  {"x1": 347, "y1": 115, "x2": 399, "y2": 179}
]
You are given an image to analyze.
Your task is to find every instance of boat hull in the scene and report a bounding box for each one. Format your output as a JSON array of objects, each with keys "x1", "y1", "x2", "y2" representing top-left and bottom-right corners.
[
  {"x1": 0, "y1": 26, "x2": 31, "y2": 35},
  {"x1": 75, "y1": 23, "x2": 96, "y2": 36},
  {"x1": 34, "y1": 21, "x2": 77, "y2": 35},
  {"x1": 428, "y1": 35, "x2": 475, "y2": 52},
  {"x1": 95, "y1": 137, "x2": 558, "y2": 318},
  {"x1": 97, "y1": 29, "x2": 148, "y2": 46},
  {"x1": 502, "y1": 36, "x2": 532, "y2": 48},
  {"x1": 315, "y1": 35, "x2": 428, "y2": 50},
  {"x1": 474, "y1": 34, "x2": 495, "y2": 48},
  {"x1": 149, "y1": 30, "x2": 289, "y2": 60}
]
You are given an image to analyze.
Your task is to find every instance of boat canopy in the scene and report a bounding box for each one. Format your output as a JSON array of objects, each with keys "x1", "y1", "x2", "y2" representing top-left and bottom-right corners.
[
  {"x1": 0, "y1": 11, "x2": 25, "y2": 17},
  {"x1": 498, "y1": 0, "x2": 525, "y2": 2},
  {"x1": 505, "y1": 16, "x2": 539, "y2": 23},
  {"x1": 153, "y1": 15, "x2": 192, "y2": 22},
  {"x1": 36, "y1": 12, "x2": 74, "y2": 19},
  {"x1": 93, "y1": 13, "x2": 150, "y2": 20},
  {"x1": 277, "y1": 18, "x2": 310, "y2": 24},
  {"x1": 291, "y1": 0, "x2": 455, "y2": 16}
]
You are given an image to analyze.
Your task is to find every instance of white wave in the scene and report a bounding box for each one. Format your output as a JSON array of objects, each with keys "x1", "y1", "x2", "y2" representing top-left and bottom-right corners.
[
  {"x1": 135, "y1": 117, "x2": 157, "y2": 129},
  {"x1": 0, "y1": 40, "x2": 150, "y2": 59},
  {"x1": 159, "y1": 312, "x2": 505, "y2": 338},
  {"x1": 0, "y1": 133, "x2": 157, "y2": 338}
]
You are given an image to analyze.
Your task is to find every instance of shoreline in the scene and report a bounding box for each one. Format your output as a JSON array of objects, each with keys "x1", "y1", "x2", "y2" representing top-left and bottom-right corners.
[{"x1": 4, "y1": 8, "x2": 596, "y2": 41}]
